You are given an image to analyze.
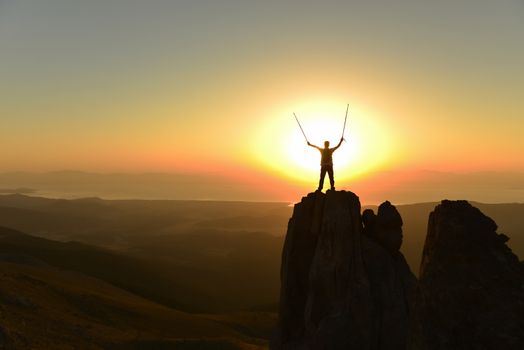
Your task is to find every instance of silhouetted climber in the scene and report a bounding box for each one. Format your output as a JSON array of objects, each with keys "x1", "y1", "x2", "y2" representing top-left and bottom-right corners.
[
  {"x1": 308, "y1": 137, "x2": 344, "y2": 191},
  {"x1": 293, "y1": 104, "x2": 349, "y2": 191}
]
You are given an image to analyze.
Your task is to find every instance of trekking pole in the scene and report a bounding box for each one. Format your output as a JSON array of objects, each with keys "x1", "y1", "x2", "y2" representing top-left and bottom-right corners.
[
  {"x1": 293, "y1": 112, "x2": 309, "y2": 143},
  {"x1": 341, "y1": 104, "x2": 349, "y2": 141}
]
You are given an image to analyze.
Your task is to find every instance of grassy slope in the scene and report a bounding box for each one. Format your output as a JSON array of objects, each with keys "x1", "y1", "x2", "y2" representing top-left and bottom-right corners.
[
  {"x1": 0, "y1": 227, "x2": 215, "y2": 312},
  {"x1": 0, "y1": 226, "x2": 281, "y2": 313},
  {"x1": 0, "y1": 260, "x2": 269, "y2": 350}
]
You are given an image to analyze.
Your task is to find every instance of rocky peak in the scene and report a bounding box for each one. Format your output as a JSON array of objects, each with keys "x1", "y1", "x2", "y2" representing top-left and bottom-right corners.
[
  {"x1": 409, "y1": 200, "x2": 524, "y2": 350},
  {"x1": 363, "y1": 200, "x2": 404, "y2": 254},
  {"x1": 272, "y1": 190, "x2": 416, "y2": 350},
  {"x1": 272, "y1": 193, "x2": 524, "y2": 349}
]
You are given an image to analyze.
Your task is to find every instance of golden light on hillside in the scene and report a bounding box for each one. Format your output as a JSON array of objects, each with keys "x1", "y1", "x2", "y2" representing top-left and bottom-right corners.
[{"x1": 252, "y1": 101, "x2": 395, "y2": 183}]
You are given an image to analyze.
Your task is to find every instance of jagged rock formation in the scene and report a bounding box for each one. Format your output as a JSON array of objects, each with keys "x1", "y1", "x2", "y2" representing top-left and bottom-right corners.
[
  {"x1": 271, "y1": 190, "x2": 416, "y2": 350},
  {"x1": 409, "y1": 200, "x2": 524, "y2": 350},
  {"x1": 363, "y1": 201, "x2": 403, "y2": 253},
  {"x1": 0, "y1": 324, "x2": 12, "y2": 350}
]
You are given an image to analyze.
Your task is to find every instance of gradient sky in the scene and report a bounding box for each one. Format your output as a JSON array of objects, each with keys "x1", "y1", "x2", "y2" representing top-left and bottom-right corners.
[{"x1": 1, "y1": 0, "x2": 523, "y2": 201}]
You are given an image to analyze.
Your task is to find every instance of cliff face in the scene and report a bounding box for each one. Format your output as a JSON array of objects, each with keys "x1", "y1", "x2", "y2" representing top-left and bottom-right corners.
[
  {"x1": 0, "y1": 324, "x2": 11, "y2": 349},
  {"x1": 272, "y1": 191, "x2": 416, "y2": 350},
  {"x1": 409, "y1": 200, "x2": 524, "y2": 350}
]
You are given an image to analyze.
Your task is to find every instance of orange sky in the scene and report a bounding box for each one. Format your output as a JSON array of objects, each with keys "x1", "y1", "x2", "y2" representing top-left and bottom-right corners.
[{"x1": 0, "y1": 1, "x2": 523, "y2": 202}]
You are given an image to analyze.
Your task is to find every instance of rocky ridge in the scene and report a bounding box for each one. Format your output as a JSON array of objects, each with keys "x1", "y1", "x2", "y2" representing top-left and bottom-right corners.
[
  {"x1": 272, "y1": 192, "x2": 524, "y2": 350},
  {"x1": 408, "y1": 200, "x2": 524, "y2": 349}
]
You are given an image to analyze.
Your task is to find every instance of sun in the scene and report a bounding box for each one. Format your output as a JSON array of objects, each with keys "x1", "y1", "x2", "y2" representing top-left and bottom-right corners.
[
  {"x1": 285, "y1": 116, "x2": 355, "y2": 172},
  {"x1": 252, "y1": 101, "x2": 394, "y2": 183}
]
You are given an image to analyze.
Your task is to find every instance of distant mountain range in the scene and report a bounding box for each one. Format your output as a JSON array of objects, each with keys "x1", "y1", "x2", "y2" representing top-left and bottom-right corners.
[
  {"x1": 0, "y1": 170, "x2": 522, "y2": 203},
  {"x1": 0, "y1": 170, "x2": 296, "y2": 202}
]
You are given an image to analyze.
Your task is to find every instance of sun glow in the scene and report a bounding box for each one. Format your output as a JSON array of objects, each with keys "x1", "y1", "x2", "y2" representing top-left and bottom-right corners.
[{"x1": 252, "y1": 101, "x2": 395, "y2": 183}]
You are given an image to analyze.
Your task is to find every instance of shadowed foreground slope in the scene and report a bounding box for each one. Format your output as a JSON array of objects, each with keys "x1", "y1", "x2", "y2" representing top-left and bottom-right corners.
[
  {"x1": 0, "y1": 225, "x2": 281, "y2": 313},
  {"x1": 0, "y1": 260, "x2": 266, "y2": 349}
]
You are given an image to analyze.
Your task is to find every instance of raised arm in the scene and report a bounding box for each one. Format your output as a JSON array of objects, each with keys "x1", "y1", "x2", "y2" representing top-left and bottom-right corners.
[
  {"x1": 307, "y1": 141, "x2": 321, "y2": 150},
  {"x1": 332, "y1": 137, "x2": 344, "y2": 151}
]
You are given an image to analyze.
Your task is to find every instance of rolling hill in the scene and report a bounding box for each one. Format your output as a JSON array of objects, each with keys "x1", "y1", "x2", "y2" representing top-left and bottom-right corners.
[
  {"x1": 0, "y1": 258, "x2": 269, "y2": 349},
  {"x1": 0, "y1": 226, "x2": 280, "y2": 313}
]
